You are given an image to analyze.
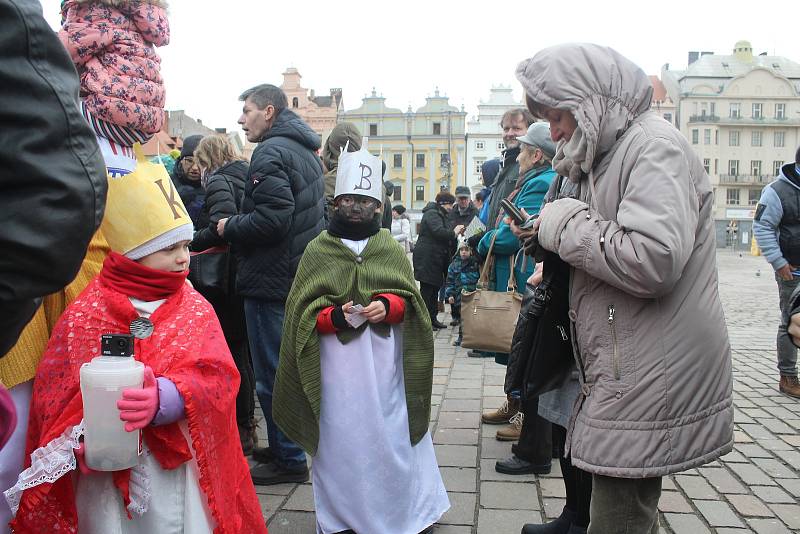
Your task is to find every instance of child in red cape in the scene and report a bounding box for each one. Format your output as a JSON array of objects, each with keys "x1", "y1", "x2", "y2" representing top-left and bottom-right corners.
[{"x1": 5, "y1": 158, "x2": 266, "y2": 534}]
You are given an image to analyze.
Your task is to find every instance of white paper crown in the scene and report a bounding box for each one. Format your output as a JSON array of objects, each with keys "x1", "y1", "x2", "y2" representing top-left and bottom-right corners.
[{"x1": 334, "y1": 137, "x2": 383, "y2": 204}]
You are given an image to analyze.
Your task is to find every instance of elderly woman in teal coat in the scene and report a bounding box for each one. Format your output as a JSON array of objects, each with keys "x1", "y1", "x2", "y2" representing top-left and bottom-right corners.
[{"x1": 478, "y1": 122, "x2": 557, "y2": 298}]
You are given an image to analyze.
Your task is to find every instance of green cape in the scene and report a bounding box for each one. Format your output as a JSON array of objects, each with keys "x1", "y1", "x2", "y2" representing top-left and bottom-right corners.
[{"x1": 273, "y1": 229, "x2": 434, "y2": 455}]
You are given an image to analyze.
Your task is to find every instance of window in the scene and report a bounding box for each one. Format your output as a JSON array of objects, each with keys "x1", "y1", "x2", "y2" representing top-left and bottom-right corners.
[
  {"x1": 774, "y1": 161, "x2": 784, "y2": 175},
  {"x1": 393, "y1": 184, "x2": 402, "y2": 202},
  {"x1": 292, "y1": 97, "x2": 299, "y2": 108},
  {"x1": 751, "y1": 131, "x2": 762, "y2": 147},
  {"x1": 369, "y1": 123, "x2": 378, "y2": 136},
  {"x1": 439, "y1": 153, "x2": 450, "y2": 168},
  {"x1": 752, "y1": 103, "x2": 762, "y2": 119},
  {"x1": 775, "y1": 131, "x2": 786, "y2": 148},
  {"x1": 415, "y1": 153, "x2": 425, "y2": 168},
  {"x1": 415, "y1": 185, "x2": 425, "y2": 201},
  {"x1": 748, "y1": 189, "x2": 760, "y2": 206},
  {"x1": 433, "y1": 123, "x2": 441, "y2": 135},
  {"x1": 497, "y1": 142, "x2": 505, "y2": 151},
  {"x1": 475, "y1": 141, "x2": 485, "y2": 150},
  {"x1": 691, "y1": 129, "x2": 699, "y2": 144},
  {"x1": 729, "y1": 103, "x2": 740, "y2": 118},
  {"x1": 710, "y1": 102, "x2": 716, "y2": 116},
  {"x1": 728, "y1": 160, "x2": 739, "y2": 176},
  {"x1": 663, "y1": 113, "x2": 672, "y2": 123},
  {"x1": 704, "y1": 129, "x2": 711, "y2": 144},
  {"x1": 703, "y1": 158, "x2": 711, "y2": 174},
  {"x1": 714, "y1": 159, "x2": 718, "y2": 174},
  {"x1": 729, "y1": 131, "x2": 740, "y2": 146},
  {"x1": 751, "y1": 160, "x2": 762, "y2": 176},
  {"x1": 393, "y1": 154, "x2": 402, "y2": 168},
  {"x1": 726, "y1": 188, "x2": 740, "y2": 205},
  {"x1": 776, "y1": 103, "x2": 786, "y2": 119},
  {"x1": 474, "y1": 159, "x2": 486, "y2": 174},
  {"x1": 715, "y1": 130, "x2": 719, "y2": 145}
]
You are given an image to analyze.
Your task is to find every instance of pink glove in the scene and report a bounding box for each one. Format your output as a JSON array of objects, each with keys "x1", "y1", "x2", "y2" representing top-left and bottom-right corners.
[{"x1": 117, "y1": 367, "x2": 159, "y2": 432}]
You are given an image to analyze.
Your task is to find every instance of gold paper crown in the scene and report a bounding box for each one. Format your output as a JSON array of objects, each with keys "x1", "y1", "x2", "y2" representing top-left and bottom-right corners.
[{"x1": 100, "y1": 145, "x2": 192, "y2": 256}]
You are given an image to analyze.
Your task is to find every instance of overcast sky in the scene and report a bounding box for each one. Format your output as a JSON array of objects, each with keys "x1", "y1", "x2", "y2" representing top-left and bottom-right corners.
[{"x1": 40, "y1": 0, "x2": 800, "y2": 136}]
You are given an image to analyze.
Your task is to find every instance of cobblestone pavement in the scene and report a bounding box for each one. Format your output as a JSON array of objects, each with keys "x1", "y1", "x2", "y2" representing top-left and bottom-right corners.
[{"x1": 254, "y1": 251, "x2": 800, "y2": 533}]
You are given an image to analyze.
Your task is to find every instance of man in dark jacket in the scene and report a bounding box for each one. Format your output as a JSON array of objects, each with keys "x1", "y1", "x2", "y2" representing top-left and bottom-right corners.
[
  {"x1": 485, "y1": 109, "x2": 535, "y2": 230},
  {"x1": 0, "y1": 0, "x2": 107, "y2": 357},
  {"x1": 448, "y1": 185, "x2": 479, "y2": 229},
  {"x1": 218, "y1": 84, "x2": 324, "y2": 484}
]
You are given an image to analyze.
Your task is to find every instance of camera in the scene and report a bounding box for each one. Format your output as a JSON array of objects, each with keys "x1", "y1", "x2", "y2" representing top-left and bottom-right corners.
[{"x1": 101, "y1": 334, "x2": 134, "y2": 357}]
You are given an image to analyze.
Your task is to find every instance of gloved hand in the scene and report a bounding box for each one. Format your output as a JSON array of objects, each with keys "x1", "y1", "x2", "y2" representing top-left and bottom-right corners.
[
  {"x1": 75, "y1": 442, "x2": 95, "y2": 475},
  {"x1": 117, "y1": 366, "x2": 159, "y2": 432}
]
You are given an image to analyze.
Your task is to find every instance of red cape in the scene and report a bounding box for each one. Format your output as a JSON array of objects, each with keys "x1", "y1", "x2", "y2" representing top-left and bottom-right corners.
[{"x1": 12, "y1": 278, "x2": 266, "y2": 534}]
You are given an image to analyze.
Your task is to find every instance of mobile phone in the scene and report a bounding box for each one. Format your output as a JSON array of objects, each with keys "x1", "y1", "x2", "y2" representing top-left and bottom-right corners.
[{"x1": 501, "y1": 199, "x2": 527, "y2": 225}]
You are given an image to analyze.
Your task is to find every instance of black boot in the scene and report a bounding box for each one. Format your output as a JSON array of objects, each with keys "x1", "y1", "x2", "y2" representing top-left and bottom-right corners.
[{"x1": 521, "y1": 507, "x2": 575, "y2": 534}]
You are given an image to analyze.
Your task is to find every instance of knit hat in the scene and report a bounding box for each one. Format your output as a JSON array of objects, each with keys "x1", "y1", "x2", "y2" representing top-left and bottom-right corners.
[
  {"x1": 334, "y1": 137, "x2": 384, "y2": 204},
  {"x1": 180, "y1": 135, "x2": 204, "y2": 159},
  {"x1": 100, "y1": 145, "x2": 194, "y2": 260},
  {"x1": 516, "y1": 123, "x2": 556, "y2": 159}
]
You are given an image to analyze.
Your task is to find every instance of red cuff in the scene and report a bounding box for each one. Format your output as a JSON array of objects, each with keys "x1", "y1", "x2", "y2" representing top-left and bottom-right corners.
[
  {"x1": 316, "y1": 306, "x2": 338, "y2": 334},
  {"x1": 375, "y1": 293, "x2": 405, "y2": 324}
]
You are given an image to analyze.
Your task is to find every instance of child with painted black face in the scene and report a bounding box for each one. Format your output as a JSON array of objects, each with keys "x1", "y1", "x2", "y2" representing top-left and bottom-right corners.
[{"x1": 274, "y1": 143, "x2": 450, "y2": 534}]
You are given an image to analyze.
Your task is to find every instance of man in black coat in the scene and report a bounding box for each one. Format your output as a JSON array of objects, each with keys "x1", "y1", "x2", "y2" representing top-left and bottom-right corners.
[
  {"x1": 218, "y1": 84, "x2": 324, "y2": 485},
  {"x1": 448, "y1": 185, "x2": 478, "y2": 229}
]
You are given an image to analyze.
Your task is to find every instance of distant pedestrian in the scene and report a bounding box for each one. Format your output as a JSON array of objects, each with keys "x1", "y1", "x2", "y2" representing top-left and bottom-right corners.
[
  {"x1": 391, "y1": 204, "x2": 413, "y2": 253},
  {"x1": 413, "y1": 191, "x2": 461, "y2": 329},
  {"x1": 171, "y1": 135, "x2": 206, "y2": 228},
  {"x1": 753, "y1": 145, "x2": 800, "y2": 398}
]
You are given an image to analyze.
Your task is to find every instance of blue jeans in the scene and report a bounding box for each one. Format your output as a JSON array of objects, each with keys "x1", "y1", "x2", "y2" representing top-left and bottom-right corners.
[{"x1": 244, "y1": 298, "x2": 307, "y2": 468}]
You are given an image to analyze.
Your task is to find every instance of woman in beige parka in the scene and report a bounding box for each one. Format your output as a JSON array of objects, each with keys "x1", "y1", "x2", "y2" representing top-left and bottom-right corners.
[{"x1": 516, "y1": 44, "x2": 734, "y2": 534}]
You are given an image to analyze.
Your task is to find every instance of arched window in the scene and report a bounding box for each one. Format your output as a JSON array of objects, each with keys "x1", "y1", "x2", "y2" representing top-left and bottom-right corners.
[{"x1": 292, "y1": 97, "x2": 299, "y2": 108}]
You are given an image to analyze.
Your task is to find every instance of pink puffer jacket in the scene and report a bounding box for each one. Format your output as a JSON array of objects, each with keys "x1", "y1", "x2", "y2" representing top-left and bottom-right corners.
[{"x1": 59, "y1": 0, "x2": 170, "y2": 134}]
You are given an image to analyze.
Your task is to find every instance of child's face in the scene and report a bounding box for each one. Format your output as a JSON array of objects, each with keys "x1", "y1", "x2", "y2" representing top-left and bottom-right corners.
[
  {"x1": 137, "y1": 240, "x2": 191, "y2": 272},
  {"x1": 459, "y1": 248, "x2": 471, "y2": 260}
]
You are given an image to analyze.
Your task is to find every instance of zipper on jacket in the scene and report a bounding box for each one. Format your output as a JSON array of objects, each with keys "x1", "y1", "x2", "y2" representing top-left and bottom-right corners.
[{"x1": 608, "y1": 304, "x2": 620, "y2": 381}]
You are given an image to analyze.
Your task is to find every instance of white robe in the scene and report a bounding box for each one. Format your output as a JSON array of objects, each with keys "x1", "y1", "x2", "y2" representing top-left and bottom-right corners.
[{"x1": 312, "y1": 238, "x2": 449, "y2": 534}]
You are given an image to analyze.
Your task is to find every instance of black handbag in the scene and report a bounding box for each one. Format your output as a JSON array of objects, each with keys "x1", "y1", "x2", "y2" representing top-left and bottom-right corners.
[
  {"x1": 505, "y1": 251, "x2": 574, "y2": 399},
  {"x1": 188, "y1": 245, "x2": 231, "y2": 296}
]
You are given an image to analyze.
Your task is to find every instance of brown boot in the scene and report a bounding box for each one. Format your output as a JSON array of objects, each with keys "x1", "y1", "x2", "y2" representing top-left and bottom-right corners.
[
  {"x1": 496, "y1": 412, "x2": 524, "y2": 441},
  {"x1": 779, "y1": 375, "x2": 800, "y2": 398},
  {"x1": 481, "y1": 396, "x2": 520, "y2": 425}
]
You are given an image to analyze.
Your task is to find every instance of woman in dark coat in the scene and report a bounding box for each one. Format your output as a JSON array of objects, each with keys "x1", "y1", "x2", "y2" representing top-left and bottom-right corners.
[
  {"x1": 190, "y1": 135, "x2": 257, "y2": 455},
  {"x1": 413, "y1": 191, "x2": 462, "y2": 329},
  {"x1": 171, "y1": 134, "x2": 207, "y2": 229}
]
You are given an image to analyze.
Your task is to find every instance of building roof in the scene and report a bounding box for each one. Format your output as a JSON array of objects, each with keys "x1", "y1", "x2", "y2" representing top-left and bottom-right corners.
[
  {"x1": 675, "y1": 54, "x2": 800, "y2": 80},
  {"x1": 649, "y1": 75, "x2": 669, "y2": 102}
]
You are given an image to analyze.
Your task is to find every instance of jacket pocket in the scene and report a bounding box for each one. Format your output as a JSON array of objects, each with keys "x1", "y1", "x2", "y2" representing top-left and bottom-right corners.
[{"x1": 608, "y1": 304, "x2": 620, "y2": 381}]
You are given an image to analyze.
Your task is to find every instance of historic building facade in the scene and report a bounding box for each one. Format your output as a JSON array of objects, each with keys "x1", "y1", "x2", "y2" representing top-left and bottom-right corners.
[
  {"x1": 338, "y1": 89, "x2": 466, "y2": 212},
  {"x1": 662, "y1": 41, "x2": 800, "y2": 246}
]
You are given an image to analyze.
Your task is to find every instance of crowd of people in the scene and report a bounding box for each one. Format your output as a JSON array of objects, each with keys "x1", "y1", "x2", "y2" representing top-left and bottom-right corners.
[{"x1": 4, "y1": 1, "x2": 800, "y2": 533}]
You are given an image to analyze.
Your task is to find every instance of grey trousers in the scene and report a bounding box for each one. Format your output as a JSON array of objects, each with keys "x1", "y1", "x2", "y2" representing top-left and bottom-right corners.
[
  {"x1": 777, "y1": 274, "x2": 800, "y2": 377},
  {"x1": 587, "y1": 474, "x2": 662, "y2": 534}
]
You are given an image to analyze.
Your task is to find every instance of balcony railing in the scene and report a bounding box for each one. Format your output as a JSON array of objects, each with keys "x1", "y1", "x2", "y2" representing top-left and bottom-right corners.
[
  {"x1": 718, "y1": 174, "x2": 772, "y2": 185},
  {"x1": 691, "y1": 115, "x2": 800, "y2": 126},
  {"x1": 688, "y1": 114, "x2": 720, "y2": 123}
]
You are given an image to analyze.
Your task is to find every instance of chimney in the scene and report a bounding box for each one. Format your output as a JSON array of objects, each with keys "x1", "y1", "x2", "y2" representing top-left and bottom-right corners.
[
  {"x1": 688, "y1": 51, "x2": 699, "y2": 65},
  {"x1": 197, "y1": 119, "x2": 202, "y2": 125}
]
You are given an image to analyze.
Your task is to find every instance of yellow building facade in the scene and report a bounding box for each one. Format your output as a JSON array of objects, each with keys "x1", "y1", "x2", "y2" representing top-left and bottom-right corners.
[{"x1": 338, "y1": 89, "x2": 467, "y2": 211}]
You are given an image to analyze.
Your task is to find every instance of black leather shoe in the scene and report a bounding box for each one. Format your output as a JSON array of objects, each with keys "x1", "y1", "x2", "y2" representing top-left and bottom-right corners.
[
  {"x1": 250, "y1": 461, "x2": 308, "y2": 485},
  {"x1": 252, "y1": 446, "x2": 274, "y2": 464},
  {"x1": 431, "y1": 320, "x2": 447, "y2": 330},
  {"x1": 495, "y1": 454, "x2": 551, "y2": 475},
  {"x1": 449, "y1": 319, "x2": 460, "y2": 326},
  {"x1": 521, "y1": 507, "x2": 575, "y2": 533}
]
